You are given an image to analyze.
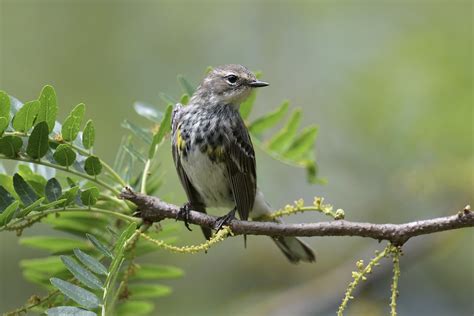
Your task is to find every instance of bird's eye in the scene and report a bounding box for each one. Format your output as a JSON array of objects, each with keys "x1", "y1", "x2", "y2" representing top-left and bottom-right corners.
[{"x1": 226, "y1": 75, "x2": 238, "y2": 84}]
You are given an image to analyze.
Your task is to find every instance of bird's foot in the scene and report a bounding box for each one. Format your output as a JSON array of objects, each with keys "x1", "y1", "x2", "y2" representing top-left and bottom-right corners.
[
  {"x1": 176, "y1": 202, "x2": 192, "y2": 231},
  {"x1": 214, "y1": 208, "x2": 237, "y2": 231}
]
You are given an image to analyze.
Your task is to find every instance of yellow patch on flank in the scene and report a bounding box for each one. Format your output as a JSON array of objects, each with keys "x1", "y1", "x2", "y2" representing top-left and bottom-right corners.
[
  {"x1": 176, "y1": 129, "x2": 185, "y2": 151},
  {"x1": 207, "y1": 146, "x2": 225, "y2": 161}
]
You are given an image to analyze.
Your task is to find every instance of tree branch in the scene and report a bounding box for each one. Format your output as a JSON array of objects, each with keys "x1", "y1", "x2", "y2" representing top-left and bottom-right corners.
[{"x1": 120, "y1": 187, "x2": 473, "y2": 246}]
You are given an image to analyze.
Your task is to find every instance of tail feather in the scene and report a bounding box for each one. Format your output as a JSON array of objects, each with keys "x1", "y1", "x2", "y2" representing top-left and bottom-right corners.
[
  {"x1": 272, "y1": 236, "x2": 316, "y2": 263},
  {"x1": 252, "y1": 190, "x2": 316, "y2": 263}
]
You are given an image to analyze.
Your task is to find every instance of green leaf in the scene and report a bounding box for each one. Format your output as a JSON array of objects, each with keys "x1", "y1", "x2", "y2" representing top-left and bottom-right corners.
[
  {"x1": 114, "y1": 222, "x2": 137, "y2": 256},
  {"x1": 46, "y1": 306, "x2": 96, "y2": 316},
  {"x1": 0, "y1": 201, "x2": 20, "y2": 226},
  {"x1": 45, "y1": 178, "x2": 62, "y2": 202},
  {"x1": 80, "y1": 187, "x2": 100, "y2": 206},
  {"x1": 59, "y1": 186, "x2": 80, "y2": 206},
  {"x1": 304, "y1": 159, "x2": 325, "y2": 184},
  {"x1": 53, "y1": 144, "x2": 77, "y2": 167},
  {"x1": 0, "y1": 185, "x2": 15, "y2": 212},
  {"x1": 0, "y1": 136, "x2": 23, "y2": 157},
  {"x1": 267, "y1": 108, "x2": 302, "y2": 153},
  {"x1": 66, "y1": 177, "x2": 77, "y2": 188},
  {"x1": 239, "y1": 92, "x2": 256, "y2": 120},
  {"x1": 37, "y1": 85, "x2": 58, "y2": 132},
  {"x1": 283, "y1": 126, "x2": 318, "y2": 160},
  {"x1": 0, "y1": 175, "x2": 16, "y2": 199},
  {"x1": 123, "y1": 144, "x2": 146, "y2": 163},
  {"x1": 177, "y1": 74, "x2": 195, "y2": 96},
  {"x1": 180, "y1": 94, "x2": 189, "y2": 105},
  {"x1": 121, "y1": 120, "x2": 152, "y2": 144},
  {"x1": 21, "y1": 256, "x2": 69, "y2": 288},
  {"x1": 82, "y1": 120, "x2": 95, "y2": 149},
  {"x1": 44, "y1": 212, "x2": 107, "y2": 236},
  {"x1": 106, "y1": 226, "x2": 119, "y2": 238},
  {"x1": 0, "y1": 90, "x2": 10, "y2": 119},
  {"x1": 50, "y1": 277, "x2": 101, "y2": 309},
  {"x1": 0, "y1": 117, "x2": 8, "y2": 135},
  {"x1": 128, "y1": 284, "x2": 171, "y2": 299},
  {"x1": 86, "y1": 233, "x2": 113, "y2": 258},
  {"x1": 239, "y1": 71, "x2": 262, "y2": 119},
  {"x1": 26, "y1": 121, "x2": 50, "y2": 159},
  {"x1": 105, "y1": 223, "x2": 137, "y2": 306},
  {"x1": 62, "y1": 103, "x2": 85, "y2": 142},
  {"x1": 204, "y1": 65, "x2": 213, "y2": 74},
  {"x1": 18, "y1": 196, "x2": 45, "y2": 217},
  {"x1": 20, "y1": 236, "x2": 91, "y2": 253},
  {"x1": 73, "y1": 248, "x2": 108, "y2": 276},
  {"x1": 133, "y1": 102, "x2": 163, "y2": 122},
  {"x1": 60, "y1": 255, "x2": 104, "y2": 290},
  {"x1": 17, "y1": 165, "x2": 47, "y2": 196},
  {"x1": 84, "y1": 156, "x2": 102, "y2": 176},
  {"x1": 117, "y1": 301, "x2": 154, "y2": 316},
  {"x1": 12, "y1": 100, "x2": 40, "y2": 132},
  {"x1": 13, "y1": 173, "x2": 39, "y2": 206},
  {"x1": 148, "y1": 104, "x2": 172, "y2": 159},
  {"x1": 22, "y1": 269, "x2": 53, "y2": 287},
  {"x1": 17, "y1": 164, "x2": 35, "y2": 176},
  {"x1": 131, "y1": 264, "x2": 184, "y2": 280},
  {"x1": 20, "y1": 256, "x2": 67, "y2": 275},
  {"x1": 249, "y1": 100, "x2": 289, "y2": 136},
  {"x1": 159, "y1": 92, "x2": 177, "y2": 105}
]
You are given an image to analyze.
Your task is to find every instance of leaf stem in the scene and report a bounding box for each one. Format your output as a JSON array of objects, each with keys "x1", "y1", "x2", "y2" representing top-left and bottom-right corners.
[
  {"x1": 102, "y1": 223, "x2": 149, "y2": 316},
  {"x1": 107, "y1": 224, "x2": 150, "y2": 312},
  {"x1": 4, "y1": 131, "x2": 127, "y2": 187},
  {"x1": 70, "y1": 143, "x2": 127, "y2": 187},
  {"x1": 0, "y1": 155, "x2": 120, "y2": 195},
  {"x1": 140, "y1": 159, "x2": 152, "y2": 194},
  {"x1": 3, "y1": 290, "x2": 60, "y2": 316},
  {"x1": 0, "y1": 206, "x2": 140, "y2": 232}
]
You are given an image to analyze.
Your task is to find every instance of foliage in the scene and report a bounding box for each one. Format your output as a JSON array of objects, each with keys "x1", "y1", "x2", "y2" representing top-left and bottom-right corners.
[
  {"x1": 0, "y1": 85, "x2": 183, "y2": 315},
  {"x1": 0, "y1": 70, "x2": 403, "y2": 315}
]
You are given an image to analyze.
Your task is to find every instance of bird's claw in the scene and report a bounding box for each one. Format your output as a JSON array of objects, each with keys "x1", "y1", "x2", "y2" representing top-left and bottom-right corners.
[
  {"x1": 214, "y1": 208, "x2": 237, "y2": 231},
  {"x1": 176, "y1": 203, "x2": 192, "y2": 231}
]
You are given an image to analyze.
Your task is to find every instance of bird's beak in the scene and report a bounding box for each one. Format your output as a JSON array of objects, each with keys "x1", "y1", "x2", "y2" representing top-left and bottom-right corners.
[{"x1": 248, "y1": 80, "x2": 269, "y2": 88}]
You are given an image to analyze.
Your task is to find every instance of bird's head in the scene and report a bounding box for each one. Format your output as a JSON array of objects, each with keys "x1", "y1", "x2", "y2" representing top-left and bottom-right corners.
[{"x1": 194, "y1": 64, "x2": 269, "y2": 105}]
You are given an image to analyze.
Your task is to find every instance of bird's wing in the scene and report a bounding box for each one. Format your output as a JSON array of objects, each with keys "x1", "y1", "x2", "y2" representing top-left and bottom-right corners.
[
  {"x1": 224, "y1": 116, "x2": 257, "y2": 221},
  {"x1": 171, "y1": 105, "x2": 212, "y2": 239}
]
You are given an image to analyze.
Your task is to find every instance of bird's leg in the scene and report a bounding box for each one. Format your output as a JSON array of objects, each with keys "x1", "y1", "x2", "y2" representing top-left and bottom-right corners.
[
  {"x1": 214, "y1": 207, "x2": 237, "y2": 231},
  {"x1": 176, "y1": 202, "x2": 193, "y2": 231}
]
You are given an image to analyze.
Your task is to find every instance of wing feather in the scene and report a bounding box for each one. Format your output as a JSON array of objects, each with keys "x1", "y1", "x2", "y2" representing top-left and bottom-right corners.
[{"x1": 225, "y1": 116, "x2": 257, "y2": 221}]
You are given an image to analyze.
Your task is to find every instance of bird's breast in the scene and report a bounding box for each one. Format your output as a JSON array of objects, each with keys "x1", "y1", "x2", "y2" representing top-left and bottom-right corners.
[{"x1": 180, "y1": 146, "x2": 234, "y2": 208}]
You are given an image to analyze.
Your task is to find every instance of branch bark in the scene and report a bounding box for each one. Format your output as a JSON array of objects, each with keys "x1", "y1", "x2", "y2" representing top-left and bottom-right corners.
[{"x1": 120, "y1": 187, "x2": 473, "y2": 246}]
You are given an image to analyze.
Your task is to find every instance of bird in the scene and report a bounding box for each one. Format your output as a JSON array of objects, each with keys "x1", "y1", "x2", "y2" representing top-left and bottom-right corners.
[{"x1": 171, "y1": 64, "x2": 315, "y2": 263}]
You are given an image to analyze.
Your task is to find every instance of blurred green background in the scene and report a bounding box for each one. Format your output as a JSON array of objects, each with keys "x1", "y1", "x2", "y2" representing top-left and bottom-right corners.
[{"x1": 0, "y1": 1, "x2": 472, "y2": 315}]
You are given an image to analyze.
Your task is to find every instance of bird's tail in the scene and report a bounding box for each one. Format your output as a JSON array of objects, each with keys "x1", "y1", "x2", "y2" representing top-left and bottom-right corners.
[
  {"x1": 270, "y1": 218, "x2": 316, "y2": 263},
  {"x1": 252, "y1": 191, "x2": 316, "y2": 263}
]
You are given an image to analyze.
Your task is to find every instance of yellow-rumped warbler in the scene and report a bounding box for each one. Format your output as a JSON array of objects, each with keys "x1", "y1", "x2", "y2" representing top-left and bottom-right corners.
[{"x1": 172, "y1": 64, "x2": 315, "y2": 263}]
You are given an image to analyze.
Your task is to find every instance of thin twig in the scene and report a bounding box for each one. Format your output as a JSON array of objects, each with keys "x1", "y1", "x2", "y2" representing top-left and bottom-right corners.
[
  {"x1": 390, "y1": 245, "x2": 401, "y2": 316},
  {"x1": 0, "y1": 207, "x2": 140, "y2": 233},
  {"x1": 337, "y1": 246, "x2": 388, "y2": 316},
  {"x1": 120, "y1": 188, "x2": 473, "y2": 246},
  {"x1": 1, "y1": 155, "x2": 120, "y2": 195}
]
